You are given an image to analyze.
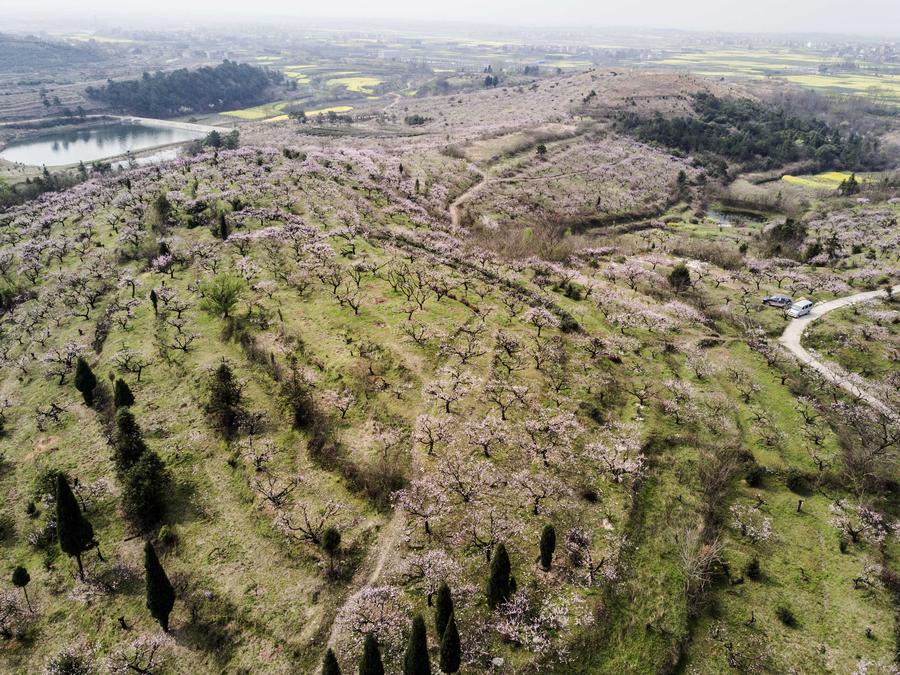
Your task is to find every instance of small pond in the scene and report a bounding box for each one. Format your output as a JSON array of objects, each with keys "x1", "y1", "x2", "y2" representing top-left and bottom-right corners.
[{"x1": 0, "y1": 121, "x2": 206, "y2": 167}]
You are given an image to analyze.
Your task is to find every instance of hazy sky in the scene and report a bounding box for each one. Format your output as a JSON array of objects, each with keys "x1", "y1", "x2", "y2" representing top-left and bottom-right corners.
[{"x1": 3, "y1": 0, "x2": 900, "y2": 37}]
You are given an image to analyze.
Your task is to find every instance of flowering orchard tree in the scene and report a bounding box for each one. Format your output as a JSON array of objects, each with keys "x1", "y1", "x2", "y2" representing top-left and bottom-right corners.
[
  {"x1": 829, "y1": 500, "x2": 899, "y2": 547},
  {"x1": 453, "y1": 504, "x2": 525, "y2": 563},
  {"x1": 391, "y1": 477, "x2": 449, "y2": 537},
  {"x1": 729, "y1": 504, "x2": 775, "y2": 543},
  {"x1": 524, "y1": 408, "x2": 582, "y2": 467},
  {"x1": 524, "y1": 307, "x2": 561, "y2": 337},
  {"x1": 41, "y1": 341, "x2": 85, "y2": 384},
  {"x1": 424, "y1": 366, "x2": 478, "y2": 413},
  {"x1": 465, "y1": 415, "x2": 509, "y2": 458},
  {"x1": 564, "y1": 527, "x2": 625, "y2": 587},
  {"x1": 333, "y1": 586, "x2": 409, "y2": 666},
  {"x1": 394, "y1": 549, "x2": 465, "y2": 606}
]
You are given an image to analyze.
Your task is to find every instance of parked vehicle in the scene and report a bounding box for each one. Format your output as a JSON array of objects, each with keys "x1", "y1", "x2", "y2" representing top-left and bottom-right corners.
[
  {"x1": 787, "y1": 299, "x2": 814, "y2": 317},
  {"x1": 762, "y1": 294, "x2": 793, "y2": 308}
]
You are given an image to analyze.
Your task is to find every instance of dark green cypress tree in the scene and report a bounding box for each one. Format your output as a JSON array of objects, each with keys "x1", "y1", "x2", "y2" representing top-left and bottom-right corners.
[
  {"x1": 322, "y1": 648, "x2": 342, "y2": 675},
  {"x1": 144, "y1": 541, "x2": 175, "y2": 632},
  {"x1": 218, "y1": 212, "x2": 229, "y2": 240},
  {"x1": 56, "y1": 474, "x2": 95, "y2": 580},
  {"x1": 73, "y1": 357, "x2": 97, "y2": 407},
  {"x1": 123, "y1": 452, "x2": 168, "y2": 530},
  {"x1": 149, "y1": 289, "x2": 158, "y2": 316},
  {"x1": 668, "y1": 263, "x2": 692, "y2": 293},
  {"x1": 113, "y1": 378, "x2": 135, "y2": 408},
  {"x1": 434, "y1": 582, "x2": 453, "y2": 641},
  {"x1": 359, "y1": 633, "x2": 384, "y2": 675},
  {"x1": 486, "y1": 543, "x2": 512, "y2": 609},
  {"x1": 539, "y1": 524, "x2": 556, "y2": 572},
  {"x1": 113, "y1": 407, "x2": 147, "y2": 475},
  {"x1": 322, "y1": 526, "x2": 341, "y2": 573},
  {"x1": 438, "y1": 613, "x2": 460, "y2": 674},
  {"x1": 404, "y1": 614, "x2": 431, "y2": 675},
  {"x1": 12, "y1": 566, "x2": 31, "y2": 611},
  {"x1": 206, "y1": 361, "x2": 244, "y2": 439}
]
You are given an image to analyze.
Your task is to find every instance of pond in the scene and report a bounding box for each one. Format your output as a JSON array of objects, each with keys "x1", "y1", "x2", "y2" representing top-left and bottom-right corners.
[{"x1": 0, "y1": 121, "x2": 206, "y2": 167}]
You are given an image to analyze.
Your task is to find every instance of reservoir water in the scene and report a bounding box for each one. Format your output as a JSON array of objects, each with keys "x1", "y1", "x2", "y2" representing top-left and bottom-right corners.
[{"x1": 0, "y1": 121, "x2": 206, "y2": 167}]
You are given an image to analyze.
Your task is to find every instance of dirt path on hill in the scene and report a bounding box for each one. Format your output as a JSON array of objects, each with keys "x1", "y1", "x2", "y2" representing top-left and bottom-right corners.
[{"x1": 778, "y1": 285, "x2": 899, "y2": 417}]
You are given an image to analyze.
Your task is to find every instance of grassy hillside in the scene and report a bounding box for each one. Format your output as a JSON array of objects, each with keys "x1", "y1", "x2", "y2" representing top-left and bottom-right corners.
[{"x1": 0, "y1": 71, "x2": 898, "y2": 674}]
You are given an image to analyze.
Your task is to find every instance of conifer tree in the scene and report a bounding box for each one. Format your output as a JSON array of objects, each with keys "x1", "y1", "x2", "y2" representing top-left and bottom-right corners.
[
  {"x1": 113, "y1": 378, "x2": 135, "y2": 408},
  {"x1": 56, "y1": 474, "x2": 95, "y2": 580},
  {"x1": 205, "y1": 361, "x2": 244, "y2": 439},
  {"x1": 322, "y1": 526, "x2": 341, "y2": 574},
  {"x1": 438, "y1": 613, "x2": 460, "y2": 674},
  {"x1": 74, "y1": 357, "x2": 97, "y2": 407},
  {"x1": 322, "y1": 648, "x2": 342, "y2": 675},
  {"x1": 404, "y1": 614, "x2": 431, "y2": 675},
  {"x1": 218, "y1": 212, "x2": 229, "y2": 240},
  {"x1": 11, "y1": 566, "x2": 31, "y2": 611},
  {"x1": 359, "y1": 633, "x2": 384, "y2": 675},
  {"x1": 149, "y1": 289, "x2": 158, "y2": 316},
  {"x1": 144, "y1": 541, "x2": 175, "y2": 632},
  {"x1": 486, "y1": 543, "x2": 513, "y2": 609},
  {"x1": 434, "y1": 582, "x2": 453, "y2": 641},
  {"x1": 539, "y1": 524, "x2": 556, "y2": 572},
  {"x1": 113, "y1": 407, "x2": 147, "y2": 475},
  {"x1": 123, "y1": 452, "x2": 167, "y2": 529}
]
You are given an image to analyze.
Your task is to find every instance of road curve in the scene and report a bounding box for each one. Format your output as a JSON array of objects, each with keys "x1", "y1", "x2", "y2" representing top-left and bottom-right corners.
[{"x1": 778, "y1": 285, "x2": 899, "y2": 416}]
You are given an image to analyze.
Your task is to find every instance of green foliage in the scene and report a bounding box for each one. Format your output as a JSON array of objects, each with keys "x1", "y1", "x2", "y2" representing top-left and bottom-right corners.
[
  {"x1": 279, "y1": 367, "x2": 317, "y2": 430},
  {"x1": 86, "y1": 60, "x2": 278, "y2": 117},
  {"x1": 404, "y1": 614, "x2": 432, "y2": 675},
  {"x1": 205, "y1": 361, "x2": 244, "y2": 439},
  {"x1": 73, "y1": 357, "x2": 97, "y2": 407},
  {"x1": 113, "y1": 378, "x2": 135, "y2": 408},
  {"x1": 667, "y1": 263, "x2": 691, "y2": 293},
  {"x1": 322, "y1": 527, "x2": 341, "y2": 555},
  {"x1": 745, "y1": 557, "x2": 762, "y2": 581},
  {"x1": 404, "y1": 114, "x2": 431, "y2": 126},
  {"x1": 322, "y1": 526, "x2": 341, "y2": 573},
  {"x1": 113, "y1": 407, "x2": 147, "y2": 476},
  {"x1": 359, "y1": 633, "x2": 385, "y2": 675},
  {"x1": 435, "y1": 582, "x2": 454, "y2": 640},
  {"x1": 11, "y1": 566, "x2": 29, "y2": 589},
  {"x1": 144, "y1": 541, "x2": 175, "y2": 632},
  {"x1": 122, "y1": 452, "x2": 168, "y2": 530},
  {"x1": 200, "y1": 273, "x2": 245, "y2": 319},
  {"x1": 539, "y1": 524, "x2": 556, "y2": 571},
  {"x1": 745, "y1": 464, "x2": 765, "y2": 488},
  {"x1": 12, "y1": 566, "x2": 30, "y2": 609},
  {"x1": 56, "y1": 474, "x2": 95, "y2": 578},
  {"x1": 438, "y1": 613, "x2": 461, "y2": 674},
  {"x1": 487, "y1": 543, "x2": 513, "y2": 609},
  {"x1": 785, "y1": 468, "x2": 812, "y2": 495},
  {"x1": 838, "y1": 173, "x2": 860, "y2": 195},
  {"x1": 619, "y1": 93, "x2": 883, "y2": 171},
  {"x1": 322, "y1": 648, "x2": 342, "y2": 675},
  {"x1": 766, "y1": 218, "x2": 809, "y2": 258},
  {"x1": 204, "y1": 129, "x2": 240, "y2": 150}
]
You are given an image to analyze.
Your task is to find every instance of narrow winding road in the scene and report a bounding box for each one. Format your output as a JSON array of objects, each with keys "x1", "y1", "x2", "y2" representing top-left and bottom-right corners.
[{"x1": 778, "y1": 285, "x2": 899, "y2": 417}]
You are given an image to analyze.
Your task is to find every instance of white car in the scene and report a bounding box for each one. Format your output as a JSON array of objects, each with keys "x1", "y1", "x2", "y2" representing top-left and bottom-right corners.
[{"x1": 787, "y1": 299, "x2": 813, "y2": 318}]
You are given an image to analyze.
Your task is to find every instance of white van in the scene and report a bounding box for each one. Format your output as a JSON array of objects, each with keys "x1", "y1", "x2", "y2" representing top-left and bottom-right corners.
[{"x1": 787, "y1": 298, "x2": 813, "y2": 318}]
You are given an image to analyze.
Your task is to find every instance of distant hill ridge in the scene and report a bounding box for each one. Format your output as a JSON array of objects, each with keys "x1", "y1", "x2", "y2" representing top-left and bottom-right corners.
[{"x1": 0, "y1": 33, "x2": 102, "y2": 71}]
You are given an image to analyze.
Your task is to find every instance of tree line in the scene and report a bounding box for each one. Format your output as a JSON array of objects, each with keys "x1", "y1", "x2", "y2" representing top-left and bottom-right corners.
[
  {"x1": 85, "y1": 60, "x2": 281, "y2": 118},
  {"x1": 617, "y1": 93, "x2": 884, "y2": 173}
]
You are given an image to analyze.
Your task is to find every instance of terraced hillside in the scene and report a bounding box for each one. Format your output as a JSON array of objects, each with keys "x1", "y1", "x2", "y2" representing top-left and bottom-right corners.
[{"x1": 0, "y1": 69, "x2": 898, "y2": 675}]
